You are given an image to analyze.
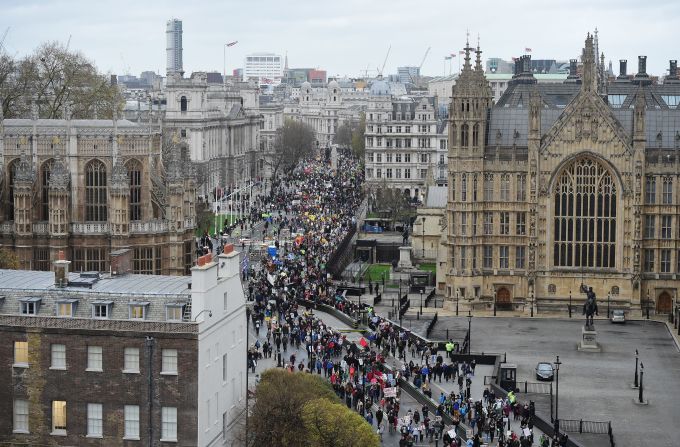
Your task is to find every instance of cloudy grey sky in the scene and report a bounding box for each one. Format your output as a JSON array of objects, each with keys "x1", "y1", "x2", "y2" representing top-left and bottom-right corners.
[{"x1": 2, "y1": 0, "x2": 679, "y2": 78}]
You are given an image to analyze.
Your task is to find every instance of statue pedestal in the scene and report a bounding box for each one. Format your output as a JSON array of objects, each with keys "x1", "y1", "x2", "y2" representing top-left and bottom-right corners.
[
  {"x1": 578, "y1": 325, "x2": 601, "y2": 352},
  {"x1": 397, "y1": 246, "x2": 413, "y2": 269}
]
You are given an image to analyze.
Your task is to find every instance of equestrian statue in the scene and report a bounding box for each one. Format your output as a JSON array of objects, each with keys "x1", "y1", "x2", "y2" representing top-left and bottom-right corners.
[{"x1": 581, "y1": 284, "x2": 599, "y2": 330}]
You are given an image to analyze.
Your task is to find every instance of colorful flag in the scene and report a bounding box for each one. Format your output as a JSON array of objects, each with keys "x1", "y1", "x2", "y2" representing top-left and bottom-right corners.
[
  {"x1": 450, "y1": 53, "x2": 456, "y2": 58},
  {"x1": 445, "y1": 56, "x2": 452, "y2": 60},
  {"x1": 459, "y1": 50, "x2": 465, "y2": 55},
  {"x1": 226, "y1": 41, "x2": 238, "y2": 47},
  {"x1": 525, "y1": 47, "x2": 532, "y2": 52}
]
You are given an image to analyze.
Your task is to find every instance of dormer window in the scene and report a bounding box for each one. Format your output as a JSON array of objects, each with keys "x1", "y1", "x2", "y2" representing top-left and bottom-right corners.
[
  {"x1": 92, "y1": 301, "x2": 113, "y2": 319},
  {"x1": 19, "y1": 297, "x2": 42, "y2": 315},
  {"x1": 166, "y1": 304, "x2": 185, "y2": 322},
  {"x1": 56, "y1": 299, "x2": 78, "y2": 317},
  {"x1": 128, "y1": 302, "x2": 150, "y2": 320}
]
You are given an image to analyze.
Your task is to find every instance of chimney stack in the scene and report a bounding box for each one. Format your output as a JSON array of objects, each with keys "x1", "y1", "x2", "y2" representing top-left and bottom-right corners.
[
  {"x1": 513, "y1": 58, "x2": 522, "y2": 77},
  {"x1": 634, "y1": 56, "x2": 651, "y2": 85},
  {"x1": 637, "y1": 56, "x2": 647, "y2": 76},
  {"x1": 53, "y1": 250, "x2": 71, "y2": 288},
  {"x1": 668, "y1": 60, "x2": 678, "y2": 80},
  {"x1": 565, "y1": 59, "x2": 580, "y2": 84},
  {"x1": 618, "y1": 60, "x2": 627, "y2": 79}
]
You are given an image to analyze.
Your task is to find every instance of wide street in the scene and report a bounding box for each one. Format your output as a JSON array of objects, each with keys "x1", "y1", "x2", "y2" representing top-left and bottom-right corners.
[{"x1": 429, "y1": 316, "x2": 680, "y2": 447}]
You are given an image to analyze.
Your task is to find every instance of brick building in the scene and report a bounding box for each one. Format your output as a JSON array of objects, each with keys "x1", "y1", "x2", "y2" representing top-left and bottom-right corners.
[{"x1": 0, "y1": 247, "x2": 247, "y2": 446}]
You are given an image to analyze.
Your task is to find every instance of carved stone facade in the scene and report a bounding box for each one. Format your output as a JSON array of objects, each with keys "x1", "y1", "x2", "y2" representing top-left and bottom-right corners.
[
  {"x1": 444, "y1": 35, "x2": 680, "y2": 316},
  {"x1": 0, "y1": 116, "x2": 196, "y2": 275}
]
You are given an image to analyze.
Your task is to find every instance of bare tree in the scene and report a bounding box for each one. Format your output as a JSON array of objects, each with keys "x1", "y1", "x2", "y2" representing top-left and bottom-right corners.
[
  {"x1": 0, "y1": 41, "x2": 122, "y2": 119},
  {"x1": 267, "y1": 119, "x2": 316, "y2": 185}
]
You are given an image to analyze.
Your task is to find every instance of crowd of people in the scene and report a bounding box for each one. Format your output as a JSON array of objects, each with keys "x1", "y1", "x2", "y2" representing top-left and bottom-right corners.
[{"x1": 237, "y1": 154, "x2": 566, "y2": 446}]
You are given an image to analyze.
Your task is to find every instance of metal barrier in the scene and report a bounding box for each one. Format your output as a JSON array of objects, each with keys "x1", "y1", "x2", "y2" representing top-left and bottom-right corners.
[
  {"x1": 560, "y1": 419, "x2": 612, "y2": 435},
  {"x1": 425, "y1": 312, "x2": 438, "y2": 338},
  {"x1": 424, "y1": 288, "x2": 436, "y2": 307},
  {"x1": 399, "y1": 299, "x2": 410, "y2": 318},
  {"x1": 515, "y1": 380, "x2": 553, "y2": 395},
  {"x1": 483, "y1": 375, "x2": 498, "y2": 385}
]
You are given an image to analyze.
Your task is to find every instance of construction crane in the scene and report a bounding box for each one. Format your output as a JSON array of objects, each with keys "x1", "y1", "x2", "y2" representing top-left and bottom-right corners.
[
  {"x1": 409, "y1": 46, "x2": 431, "y2": 85},
  {"x1": 120, "y1": 53, "x2": 131, "y2": 76},
  {"x1": 0, "y1": 27, "x2": 10, "y2": 54},
  {"x1": 377, "y1": 45, "x2": 391, "y2": 77}
]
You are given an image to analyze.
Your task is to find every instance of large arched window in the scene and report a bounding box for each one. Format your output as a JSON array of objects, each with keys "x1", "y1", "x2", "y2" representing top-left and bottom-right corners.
[
  {"x1": 85, "y1": 160, "x2": 107, "y2": 222},
  {"x1": 553, "y1": 157, "x2": 616, "y2": 268},
  {"x1": 126, "y1": 159, "x2": 142, "y2": 221},
  {"x1": 41, "y1": 159, "x2": 55, "y2": 220}
]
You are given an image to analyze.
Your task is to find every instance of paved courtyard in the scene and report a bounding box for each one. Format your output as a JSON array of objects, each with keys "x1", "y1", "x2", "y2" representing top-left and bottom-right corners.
[{"x1": 430, "y1": 316, "x2": 680, "y2": 447}]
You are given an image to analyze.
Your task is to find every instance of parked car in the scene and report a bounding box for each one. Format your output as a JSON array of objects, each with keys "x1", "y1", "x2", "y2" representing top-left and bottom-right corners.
[
  {"x1": 611, "y1": 309, "x2": 626, "y2": 324},
  {"x1": 535, "y1": 362, "x2": 554, "y2": 381}
]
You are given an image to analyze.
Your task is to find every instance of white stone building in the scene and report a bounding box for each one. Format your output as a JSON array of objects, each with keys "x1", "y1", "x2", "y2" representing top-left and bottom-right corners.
[
  {"x1": 164, "y1": 72, "x2": 264, "y2": 193},
  {"x1": 364, "y1": 78, "x2": 449, "y2": 202}
]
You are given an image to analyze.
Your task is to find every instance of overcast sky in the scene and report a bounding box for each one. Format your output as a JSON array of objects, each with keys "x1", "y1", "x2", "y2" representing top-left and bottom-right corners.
[{"x1": 2, "y1": 0, "x2": 679, "y2": 78}]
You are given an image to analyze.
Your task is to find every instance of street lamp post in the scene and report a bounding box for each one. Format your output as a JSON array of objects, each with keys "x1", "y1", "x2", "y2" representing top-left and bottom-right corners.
[
  {"x1": 646, "y1": 292, "x2": 651, "y2": 319},
  {"x1": 531, "y1": 291, "x2": 534, "y2": 318},
  {"x1": 456, "y1": 290, "x2": 459, "y2": 316},
  {"x1": 634, "y1": 349, "x2": 639, "y2": 388},
  {"x1": 607, "y1": 292, "x2": 611, "y2": 319},
  {"x1": 420, "y1": 290, "x2": 424, "y2": 315},
  {"x1": 467, "y1": 309, "x2": 472, "y2": 355},
  {"x1": 421, "y1": 216, "x2": 426, "y2": 258},
  {"x1": 493, "y1": 288, "x2": 497, "y2": 317},
  {"x1": 554, "y1": 355, "x2": 562, "y2": 437},
  {"x1": 569, "y1": 291, "x2": 572, "y2": 318}
]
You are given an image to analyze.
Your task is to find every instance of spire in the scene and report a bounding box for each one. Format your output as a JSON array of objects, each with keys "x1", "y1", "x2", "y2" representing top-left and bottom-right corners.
[
  {"x1": 14, "y1": 148, "x2": 35, "y2": 184},
  {"x1": 49, "y1": 157, "x2": 70, "y2": 191},
  {"x1": 284, "y1": 51, "x2": 289, "y2": 71},
  {"x1": 462, "y1": 31, "x2": 472, "y2": 73},
  {"x1": 475, "y1": 35, "x2": 483, "y2": 72},
  {"x1": 581, "y1": 33, "x2": 597, "y2": 92}
]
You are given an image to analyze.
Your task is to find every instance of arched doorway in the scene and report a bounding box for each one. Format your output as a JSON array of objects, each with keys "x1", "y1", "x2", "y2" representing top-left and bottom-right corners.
[
  {"x1": 657, "y1": 292, "x2": 672, "y2": 313},
  {"x1": 497, "y1": 287, "x2": 512, "y2": 310}
]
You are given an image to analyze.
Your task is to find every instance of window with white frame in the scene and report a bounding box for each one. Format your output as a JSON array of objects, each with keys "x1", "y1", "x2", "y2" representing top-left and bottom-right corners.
[
  {"x1": 404, "y1": 153, "x2": 411, "y2": 163},
  {"x1": 499, "y1": 246, "x2": 509, "y2": 269},
  {"x1": 124, "y1": 347, "x2": 140, "y2": 373},
  {"x1": 661, "y1": 249, "x2": 672, "y2": 273},
  {"x1": 56, "y1": 301, "x2": 76, "y2": 317},
  {"x1": 87, "y1": 403, "x2": 103, "y2": 437},
  {"x1": 404, "y1": 168, "x2": 411, "y2": 179},
  {"x1": 92, "y1": 301, "x2": 111, "y2": 319},
  {"x1": 661, "y1": 215, "x2": 672, "y2": 239},
  {"x1": 483, "y1": 212, "x2": 493, "y2": 235},
  {"x1": 124, "y1": 405, "x2": 140, "y2": 439},
  {"x1": 129, "y1": 303, "x2": 148, "y2": 320},
  {"x1": 376, "y1": 153, "x2": 382, "y2": 163},
  {"x1": 20, "y1": 298, "x2": 41, "y2": 315},
  {"x1": 500, "y1": 174, "x2": 510, "y2": 201},
  {"x1": 51, "y1": 344, "x2": 66, "y2": 370},
  {"x1": 386, "y1": 153, "x2": 392, "y2": 163},
  {"x1": 161, "y1": 407, "x2": 178, "y2": 441},
  {"x1": 483, "y1": 246, "x2": 493, "y2": 269},
  {"x1": 13, "y1": 399, "x2": 29, "y2": 433},
  {"x1": 395, "y1": 168, "x2": 401, "y2": 179},
  {"x1": 52, "y1": 400, "x2": 67, "y2": 434},
  {"x1": 499, "y1": 212, "x2": 510, "y2": 235},
  {"x1": 395, "y1": 153, "x2": 402, "y2": 163},
  {"x1": 161, "y1": 349, "x2": 178, "y2": 375},
  {"x1": 166, "y1": 305, "x2": 184, "y2": 321},
  {"x1": 14, "y1": 341, "x2": 28, "y2": 367},
  {"x1": 376, "y1": 168, "x2": 382, "y2": 178},
  {"x1": 516, "y1": 212, "x2": 526, "y2": 235},
  {"x1": 516, "y1": 246, "x2": 526, "y2": 269},
  {"x1": 87, "y1": 346, "x2": 102, "y2": 371},
  {"x1": 662, "y1": 177, "x2": 673, "y2": 204}
]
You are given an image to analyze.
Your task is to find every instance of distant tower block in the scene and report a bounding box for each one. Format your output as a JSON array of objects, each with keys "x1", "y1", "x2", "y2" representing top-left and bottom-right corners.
[{"x1": 166, "y1": 18, "x2": 184, "y2": 76}]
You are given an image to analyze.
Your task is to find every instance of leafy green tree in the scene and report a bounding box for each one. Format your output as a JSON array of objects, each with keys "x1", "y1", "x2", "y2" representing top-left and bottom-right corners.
[
  {"x1": 302, "y1": 398, "x2": 380, "y2": 447},
  {"x1": 0, "y1": 248, "x2": 19, "y2": 269},
  {"x1": 250, "y1": 369, "x2": 337, "y2": 447}
]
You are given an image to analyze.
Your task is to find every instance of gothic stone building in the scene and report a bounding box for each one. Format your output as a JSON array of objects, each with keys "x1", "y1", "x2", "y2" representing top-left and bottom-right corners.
[
  {"x1": 0, "y1": 114, "x2": 196, "y2": 275},
  {"x1": 444, "y1": 35, "x2": 680, "y2": 316}
]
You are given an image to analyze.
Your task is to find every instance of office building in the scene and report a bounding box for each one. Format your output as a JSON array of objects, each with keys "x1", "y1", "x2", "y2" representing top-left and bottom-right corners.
[
  {"x1": 243, "y1": 53, "x2": 283, "y2": 85},
  {"x1": 166, "y1": 19, "x2": 184, "y2": 76}
]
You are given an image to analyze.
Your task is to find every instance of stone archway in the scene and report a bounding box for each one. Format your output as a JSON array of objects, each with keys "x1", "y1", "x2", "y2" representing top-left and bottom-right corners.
[
  {"x1": 657, "y1": 292, "x2": 672, "y2": 313},
  {"x1": 497, "y1": 287, "x2": 512, "y2": 310}
]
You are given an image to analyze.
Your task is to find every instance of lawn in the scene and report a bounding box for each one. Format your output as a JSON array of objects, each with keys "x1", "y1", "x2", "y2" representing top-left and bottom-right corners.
[
  {"x1": 418, "y1": 263, "x2": 436, "y2": 274},
  {"x1": 195, "y1": 213, "x2": 246, "y2": 237},
  {"x1": 363, "y1": 263, "x2": 392, "y2": 282}
]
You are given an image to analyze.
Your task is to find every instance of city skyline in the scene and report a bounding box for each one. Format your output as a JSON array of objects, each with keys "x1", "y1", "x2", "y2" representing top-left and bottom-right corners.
[{"x1": 2, "y1": 0, "x2": 679, "y2": 79}]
